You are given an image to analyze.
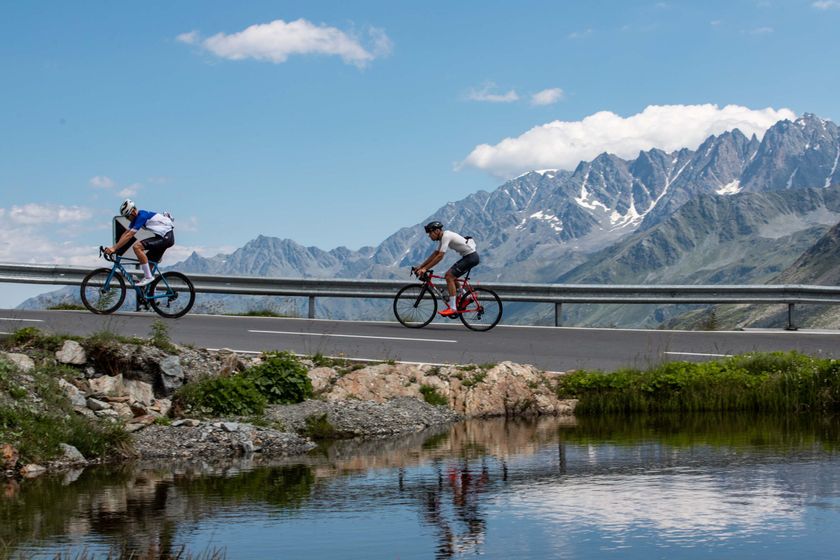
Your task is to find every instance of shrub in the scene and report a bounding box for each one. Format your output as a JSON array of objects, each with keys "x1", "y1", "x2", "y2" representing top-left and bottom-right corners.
[
  {"x1": 175, "y1": 375, "x2": 266, "y2": 417},
  {"x1": 420, "y1": 384, "x2": 448, "y2": 406},
  {"x1": 556, "y1": 351, "x2": 840, "y2": 415},
  {"x1": 245, "y1": 352, "x2": 313, "y2": 405}
]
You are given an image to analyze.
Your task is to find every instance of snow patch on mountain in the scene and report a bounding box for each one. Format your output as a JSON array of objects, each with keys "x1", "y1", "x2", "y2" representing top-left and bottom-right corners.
[{"x1": 717, "y1": 180, "x2": 741, "y2": 195}]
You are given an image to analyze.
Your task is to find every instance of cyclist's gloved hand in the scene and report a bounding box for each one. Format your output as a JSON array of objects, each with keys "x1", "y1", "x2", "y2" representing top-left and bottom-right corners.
[{"x1": 104, "y1": 246, "x2": 115, "y2": 255}]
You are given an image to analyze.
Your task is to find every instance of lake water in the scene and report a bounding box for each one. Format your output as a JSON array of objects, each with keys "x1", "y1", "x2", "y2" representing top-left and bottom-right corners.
[{"x1": 4, "y1": 414, "x2": 840, "y2": 559}]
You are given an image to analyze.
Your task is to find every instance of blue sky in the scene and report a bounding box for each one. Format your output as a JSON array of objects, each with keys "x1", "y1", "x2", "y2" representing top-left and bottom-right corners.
[{"x1": 2, "y1": 0, "x2": 840, "y2": 305}]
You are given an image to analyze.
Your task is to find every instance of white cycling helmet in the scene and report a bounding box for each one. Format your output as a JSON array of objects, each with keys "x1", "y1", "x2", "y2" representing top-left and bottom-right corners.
[{"x1": 119, "y1": 198, "x2": 136, "y2": 218}]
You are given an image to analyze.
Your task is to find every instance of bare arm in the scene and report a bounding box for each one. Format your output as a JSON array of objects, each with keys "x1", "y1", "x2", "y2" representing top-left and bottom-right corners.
[
  {"x1": 416, "y1": 251, "x2": 445, "y2": 276},
  {"x1": 105, "y1": 229, "x2": 137, "y2": 255}
]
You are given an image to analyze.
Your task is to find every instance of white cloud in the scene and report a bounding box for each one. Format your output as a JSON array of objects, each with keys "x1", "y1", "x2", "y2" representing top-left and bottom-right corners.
[
  {"x1": 531, "y1": 88, "x2": 564, "y2": 106},
  {"x1": 176, "y1": 30, "x2": 200, "y2": 44},
  {"x1": 178, "y1": 18, "x2": 392, "y2": 67},
  {"x1": 568, "y1": 28, "x2": 593, "y2": 39},
  {"x1": 89, "y1": 175, "x2": 115, "y2": 189},
  {"x1": 5, "y1": 204, "x2": 93, "y2": 225},
  {"x1": 466, "y1": 83, "x2": 519, "y2": 103},
  {"x1": 118, "y1": 184, "x2": 141, "y2": 198},
  {"x1": 813, "y1": 0, "x2": 840, "y2": 9},
  {"x1": 0, "y1": 205, "x2": 100, "y2": 268},
  {"x1": 460, "y1": 104, "x2": 796, "y2": 178}
]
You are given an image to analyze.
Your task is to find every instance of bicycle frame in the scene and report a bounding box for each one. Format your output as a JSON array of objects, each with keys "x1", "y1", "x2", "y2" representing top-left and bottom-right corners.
[
  {"x1": 414, "y1": 269, "x2": 480, "y2": 312},
  {"x1": 102, "y1": 251, "x2": 172, "y2": 306}
]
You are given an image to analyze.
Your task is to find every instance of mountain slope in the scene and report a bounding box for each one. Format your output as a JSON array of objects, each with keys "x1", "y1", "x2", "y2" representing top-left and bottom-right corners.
[
  {"x1": 519, "y1": 187, "x2": 840, "y2": 327},
  {"x1": 20, "y1": 114, "x2": 840, "y2": 326}
]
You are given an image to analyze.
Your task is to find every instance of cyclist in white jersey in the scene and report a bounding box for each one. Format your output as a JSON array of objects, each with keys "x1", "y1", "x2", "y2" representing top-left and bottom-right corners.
[{"x1": 415, "y1": 221, "x2": 480, "y2": 317}]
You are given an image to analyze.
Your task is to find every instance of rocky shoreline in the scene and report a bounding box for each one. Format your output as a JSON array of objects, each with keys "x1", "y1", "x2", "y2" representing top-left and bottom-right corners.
[{"x1": 1, "y1": 330, "x2": 575, "y2": 478}]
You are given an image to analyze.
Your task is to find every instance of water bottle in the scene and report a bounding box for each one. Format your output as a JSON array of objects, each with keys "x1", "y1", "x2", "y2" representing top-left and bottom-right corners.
[{"x1": 436, "y1": 286, "x2": 448, "y2": 301}]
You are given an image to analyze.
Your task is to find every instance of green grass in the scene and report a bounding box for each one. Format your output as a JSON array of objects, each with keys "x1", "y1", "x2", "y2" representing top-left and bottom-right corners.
[
  {"x1": 557, "y1": 351, "x2": 840, "y2": 414},
  {"x1": 0, "y1": 358, "x2": 131, "y2": 463},
  {"x1": 47, "y1": 303, "x2": 86, "y2": 311},
  {"x1": 174, "y1": 352, "x2": 313, "y2": 416},
  {"x1": 420, "y1": 384, "x2": 448, "y2": 406}
]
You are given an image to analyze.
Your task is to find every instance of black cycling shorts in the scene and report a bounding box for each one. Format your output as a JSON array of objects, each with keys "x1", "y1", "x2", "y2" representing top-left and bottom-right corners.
[
  {"x1": 141, "y1": 231, "x2": 175, "y2": 263},
  {"x1": 448, "y1": 252, "x2": 479, "y2": 278}
]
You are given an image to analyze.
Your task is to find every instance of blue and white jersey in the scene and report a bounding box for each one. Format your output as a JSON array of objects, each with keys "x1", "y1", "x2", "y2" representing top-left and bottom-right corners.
[{"x1": 130, "y1": 210, "x2": 174, "y2": 237}]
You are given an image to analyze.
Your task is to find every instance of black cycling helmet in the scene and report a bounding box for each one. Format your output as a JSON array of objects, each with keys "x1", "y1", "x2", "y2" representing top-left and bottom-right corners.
[{"x1": 424, "y1": 221, "x2": 444, "y2": 233}]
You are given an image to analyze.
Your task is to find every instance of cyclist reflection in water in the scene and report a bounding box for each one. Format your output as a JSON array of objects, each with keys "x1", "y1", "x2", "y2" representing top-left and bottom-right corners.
[
  {"x1": 415, "y1": 221, "x2": 480, "y2": 318},
  {"x1": 422, "y1": 459, "x2": 490, "y2": 559}
]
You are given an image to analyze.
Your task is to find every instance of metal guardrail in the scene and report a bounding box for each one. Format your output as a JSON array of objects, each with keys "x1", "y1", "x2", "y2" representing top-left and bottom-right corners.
[{"x1": 3, "y1": 262, "x2": 840, "y2": 329}]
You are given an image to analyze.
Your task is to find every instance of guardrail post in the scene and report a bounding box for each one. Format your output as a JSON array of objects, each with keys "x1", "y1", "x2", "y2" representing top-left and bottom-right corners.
[
  {"x1": 555, "y1": 303, "x2": 562, "y2": 327},
  {"x1": 786, "y1": 303, "x2": 797, "y2": 331},
  {"x1": 308, "y1": 296, "x2": 316, "y2": 319}
]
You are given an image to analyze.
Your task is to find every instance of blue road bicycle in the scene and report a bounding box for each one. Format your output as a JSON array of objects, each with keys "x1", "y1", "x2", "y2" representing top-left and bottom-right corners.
[{"x1": 80, "y1": 246, "x2": 195, "y2": 318}]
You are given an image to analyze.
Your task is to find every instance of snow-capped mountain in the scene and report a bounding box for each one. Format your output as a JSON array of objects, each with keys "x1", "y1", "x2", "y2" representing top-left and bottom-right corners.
[{"x1": 21, "y1": 114, "x2": 840, "y2": 326}]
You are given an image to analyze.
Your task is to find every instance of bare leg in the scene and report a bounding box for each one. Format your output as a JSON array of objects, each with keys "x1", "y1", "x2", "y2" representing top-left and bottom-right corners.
[
  {"x1": 132, "y1": 241, "x2": 148, "y2": 264},
  {"x1": 133, "y1": 241, "x2": 153, "y2": 280},
  {"x1": 445, "y1": 272, "x2": 457, "y2": 297}
]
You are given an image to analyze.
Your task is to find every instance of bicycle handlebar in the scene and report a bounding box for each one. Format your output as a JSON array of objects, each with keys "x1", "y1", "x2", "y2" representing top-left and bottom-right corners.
[
  {"x1": 410, "y1": 266, "x2": 434, "y2": 281},
  {"x1": 100, "y1": 246, "x2": 115, "y2": 262}
]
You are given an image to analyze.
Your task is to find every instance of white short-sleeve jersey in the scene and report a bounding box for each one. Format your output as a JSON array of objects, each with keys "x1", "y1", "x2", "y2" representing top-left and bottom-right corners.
[{"x1": 438, "y1": 230, "x2": 476, "y2": 257}]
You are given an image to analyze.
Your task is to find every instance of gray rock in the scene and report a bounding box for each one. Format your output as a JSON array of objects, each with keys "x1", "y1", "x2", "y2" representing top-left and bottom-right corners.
[
  {"x1": 221, "y1": 422, "x2": 240, "y2": 433},
  {"x1": 266, "y1": 397, "x2": 462, "y2": 438},
  {"x1": 2, "y1": 352, "x2": 35, "y2": 372},
  {"x1": 159, "y1": 356, "x2": 184, "y2": 394},
  {"x1": 59, "y1": 378, "x2": 88, "y2": 408},
  {"x1": 130, "y1": 424, "x2": 315, "y2": 459},
  {"x1": 86, "y1": 397, "x2": 111, "y2": 411},
  {"x1": 58, "y1": 443, "x2": 86, "y2": 463},
  {"x1": 124, "y1": 379, "x2": 154, "y2": 406},
  {"x1": 56, "y1": 340, "x2": 87, "y2": 365},
  {"x1": 89, "y1": 374, "x2": 125, "y2": 397}
]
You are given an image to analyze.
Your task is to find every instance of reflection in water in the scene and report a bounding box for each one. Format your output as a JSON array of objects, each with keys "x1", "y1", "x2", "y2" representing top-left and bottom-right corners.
[{"x1": 3, "y1": 414, "x2": 840, "y2": 559}]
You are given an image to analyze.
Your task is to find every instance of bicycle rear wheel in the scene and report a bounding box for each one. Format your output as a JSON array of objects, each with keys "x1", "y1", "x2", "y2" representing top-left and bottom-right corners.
[
  {"x1": 149, "y1": 272, "x2": 195, "y2": 318},
  {"x1": 393, "y1": 284, "x2": 437, "y2": 328},
  {"x1": 80, "y1": 268, "x2": 126, "y2": 314},
  {"x1": 459, "y1": 287, "x2": 503, "y2": 332}
]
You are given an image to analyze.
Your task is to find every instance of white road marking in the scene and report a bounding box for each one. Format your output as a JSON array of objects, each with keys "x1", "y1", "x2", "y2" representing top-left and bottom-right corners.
[
  {"x1": 0, "y1": 317, "x2": 44, "y2": 322},
  {"x1": 664, "y1": 351, "x2": 733, "y2": 358},
  {"x1": 248, "y1": 329, "x2": 457, "y2": 343}
]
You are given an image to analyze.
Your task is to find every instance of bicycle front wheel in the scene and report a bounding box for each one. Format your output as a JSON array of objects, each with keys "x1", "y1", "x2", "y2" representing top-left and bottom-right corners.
[
  {"x1": 393, "y1": 284, "x2": 437, "y2": 328},
  {"x1": 80, "y1": 268, "x2": 126, "y2": 314},
  {"x1": 149, "y1": 272, "x2": 195, "y2": 318},
  {"x1": 459, "y1": 287, "x2": 503, "y2": 332}
]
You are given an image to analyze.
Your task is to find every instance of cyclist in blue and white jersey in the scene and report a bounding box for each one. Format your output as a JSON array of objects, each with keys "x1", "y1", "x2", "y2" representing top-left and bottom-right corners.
[
  {"x1": 415, "y1": 221, "x2": 480, "y2": 317},
  {"x1": 105, "y1": 199, "x2": 175, "y2": 286}
]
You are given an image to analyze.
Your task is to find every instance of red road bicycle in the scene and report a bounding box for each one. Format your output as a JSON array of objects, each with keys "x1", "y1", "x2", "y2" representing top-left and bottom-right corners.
[{"x1": 393, "y1": 268, "x2": 503, "y2": 331}]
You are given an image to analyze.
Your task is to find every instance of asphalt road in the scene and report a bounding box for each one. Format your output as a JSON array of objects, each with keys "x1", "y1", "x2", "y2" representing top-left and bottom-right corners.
[{"x1": 2, "y1": 309, "x2": 840, "y2": 372}]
